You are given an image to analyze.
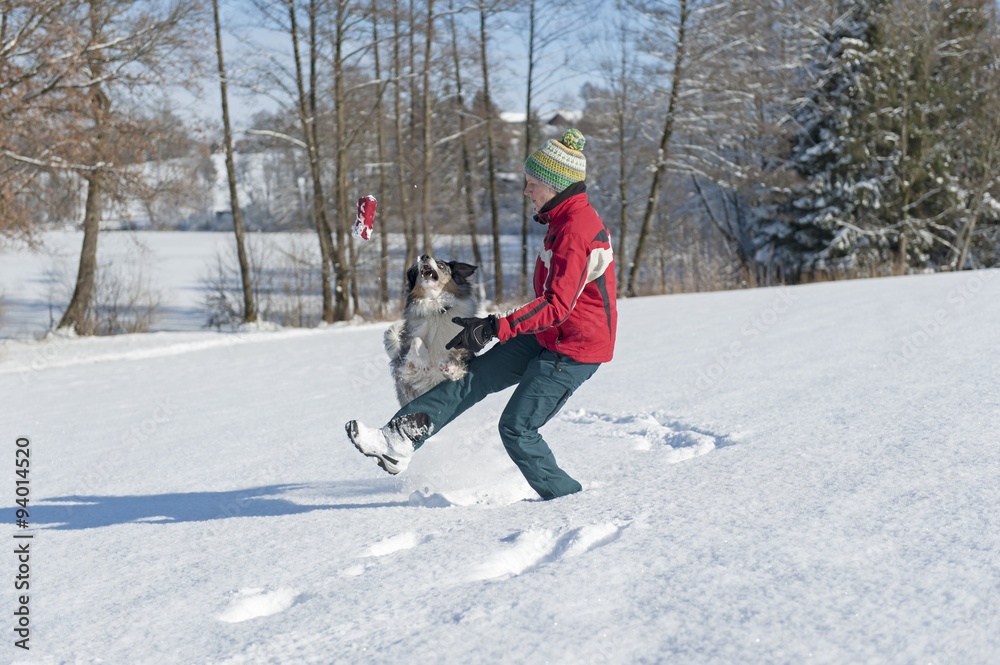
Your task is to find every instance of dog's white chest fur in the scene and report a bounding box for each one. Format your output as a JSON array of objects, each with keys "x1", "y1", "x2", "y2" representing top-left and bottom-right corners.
[{"x1": 407, "y1": 292, "x2": 473, "y2": 352}]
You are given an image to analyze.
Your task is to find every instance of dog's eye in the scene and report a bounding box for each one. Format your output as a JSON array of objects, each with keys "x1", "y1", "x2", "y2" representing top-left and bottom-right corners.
[{"x1": 436, "y1": 261, "x2": 447, "y2": 269}]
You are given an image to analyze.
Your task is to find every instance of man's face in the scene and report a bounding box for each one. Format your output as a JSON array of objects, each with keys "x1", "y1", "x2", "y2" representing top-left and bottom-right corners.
[{"x1": 524, "y1": 175, "x2": 557, "y2": 212}]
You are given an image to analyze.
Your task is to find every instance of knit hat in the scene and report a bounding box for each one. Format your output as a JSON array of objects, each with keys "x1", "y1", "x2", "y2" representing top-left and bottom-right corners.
[{"x1": 524, "y1": 128, "x2": 586, "y2": 193}]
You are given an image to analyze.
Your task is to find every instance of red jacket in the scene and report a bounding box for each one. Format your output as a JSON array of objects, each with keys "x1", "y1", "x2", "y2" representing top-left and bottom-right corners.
[{"x1": 496, "y1": 191, "x2": 617, "y2": 363}]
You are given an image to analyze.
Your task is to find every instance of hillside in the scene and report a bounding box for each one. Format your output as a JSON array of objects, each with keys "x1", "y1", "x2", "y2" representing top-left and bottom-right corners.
[{"x1": 1, "y1": 268, "x2": 998, "y2": 664}]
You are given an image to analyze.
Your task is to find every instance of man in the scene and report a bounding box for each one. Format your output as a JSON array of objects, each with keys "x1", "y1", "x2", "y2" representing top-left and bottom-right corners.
[{"x1": 345, "y1": 129, "x2": 617, "y2": 500}]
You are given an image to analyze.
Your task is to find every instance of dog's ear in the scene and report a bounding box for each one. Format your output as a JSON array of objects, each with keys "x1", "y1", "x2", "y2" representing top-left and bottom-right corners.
[
  {"x1": 448, "y1": 261, "x2": 477, "y2": 285},
  {"x1": 405, "y1": 264, "x2": 419, "y2": 289}
]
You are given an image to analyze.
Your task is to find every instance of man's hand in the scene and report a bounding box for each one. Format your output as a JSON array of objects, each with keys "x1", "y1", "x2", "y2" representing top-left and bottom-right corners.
[{"x1": 446, "y1": 316, "x2": 500, "y2": 354}]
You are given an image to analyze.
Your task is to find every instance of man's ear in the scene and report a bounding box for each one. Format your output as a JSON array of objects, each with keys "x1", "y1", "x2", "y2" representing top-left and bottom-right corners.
[{"x1": 448, "y1": 261, "x2": 478, "y2": 285}]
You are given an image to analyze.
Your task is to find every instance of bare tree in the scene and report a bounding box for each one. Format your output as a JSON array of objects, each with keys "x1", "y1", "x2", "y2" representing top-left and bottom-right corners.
[
  {"x1": 519, "y1": 0, "x2": 538, "y2": 296},
  {"x1": 625, "y1": 0, "x2": 690, "y2": 297},
  {"x1": 677, "y1": 0, "x2": 817, "y2": 286},
  {"x1": 330, "y1": 0, "x2": 355, "y2": 320},
  {"x1": 212, "y1": 0, "x2": 256, "y2": 323},
  {"x1": 392, "y1": 0, "x2": 417, "y2": 273},
  {"x1": 56, "y1": 0, "x2": 201, "y2": 333},
  {"x1": 372, "y1": 0, "x2": 391, "y2": 310},
  {"x1": 477, "y1": 0, "x2": 502, "y2": 301},
  {"x1": 446, "y1": 0, "x2": 483, "y2": 266},
  {"x1": 517, "y1": 0, "x2": 578, "y2": 295},
  {"x1": 328, "y1": 0, "x2": 395, "y2": 319},
  {"x1": 0, "y1": 1, "x2": 98, "y2": 243},
  {"x1": 419, "y1": 0, "x2": 435, "y2": 255},
  {"x1": 586, "y1": 0, "x2": 646, "y2": 293},
  {"x1": 284, "y1": 0, "x2": 337, "y2": 322}
]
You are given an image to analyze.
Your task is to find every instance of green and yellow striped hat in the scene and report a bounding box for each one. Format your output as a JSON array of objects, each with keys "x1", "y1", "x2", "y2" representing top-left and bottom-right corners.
[{"x1": 524, "y1": 128, "x2": 586, "y2": 193}]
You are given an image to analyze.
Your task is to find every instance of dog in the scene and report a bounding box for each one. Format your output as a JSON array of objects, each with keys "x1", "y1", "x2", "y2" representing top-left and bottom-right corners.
[{"x1": 385, "y1": 255, "x2": 481, "y2": 406}]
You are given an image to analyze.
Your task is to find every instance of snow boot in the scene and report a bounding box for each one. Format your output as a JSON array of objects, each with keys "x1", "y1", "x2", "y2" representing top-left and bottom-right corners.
[{"x1": 345, "y1": 412, "x2": 430, "y2": 475}]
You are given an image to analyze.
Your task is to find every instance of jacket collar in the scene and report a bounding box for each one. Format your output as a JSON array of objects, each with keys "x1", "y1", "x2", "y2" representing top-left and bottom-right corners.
[{"x1": 534, "y1": 181, "x2": 587, "y2": 225}]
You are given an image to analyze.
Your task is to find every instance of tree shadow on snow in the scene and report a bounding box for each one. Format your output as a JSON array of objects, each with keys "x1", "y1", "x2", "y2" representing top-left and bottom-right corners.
[{"x1": 5, "y1": 481, "x2": 409, "y2": 531}]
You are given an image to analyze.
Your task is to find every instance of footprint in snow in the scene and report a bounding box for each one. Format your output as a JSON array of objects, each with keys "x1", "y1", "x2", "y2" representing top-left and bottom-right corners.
[
  {"x1": 468, "y1": 522, "x2": 625, "y2": 582},
  {"x1": 559, "y1": 409, "x2": 733, "y2": 462},
  {"x1": 407, "y1": 485, "x2": 535, "y2": 508},
  {"x1": 365, "y1": 531, "x2": 420, "y2": 557},
  {"x1": 218, "y1": 588, "x2": 299, "y2": 623},
  {"x1": 342, "y1": 531, "x2": 421, "y2": 577}
]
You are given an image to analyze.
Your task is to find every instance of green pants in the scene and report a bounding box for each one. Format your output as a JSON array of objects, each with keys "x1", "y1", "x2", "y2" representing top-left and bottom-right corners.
[{"x1": 393, "y1": 334, "x2": 600, "y2": 500}]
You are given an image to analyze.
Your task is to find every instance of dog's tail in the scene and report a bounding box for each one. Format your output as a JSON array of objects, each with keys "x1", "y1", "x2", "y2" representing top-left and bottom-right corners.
[{"x1": 384, "y1": 321, "x2": 404, "y2": 357}]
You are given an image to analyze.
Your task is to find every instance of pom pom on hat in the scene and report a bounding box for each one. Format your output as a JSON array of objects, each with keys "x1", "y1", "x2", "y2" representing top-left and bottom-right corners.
[
  {"x1": 523, "y1": 128, "x2": 587, "y2": 193},
  {"x1": 560, "y1": 128, "x2": 586, "y2": 151}
]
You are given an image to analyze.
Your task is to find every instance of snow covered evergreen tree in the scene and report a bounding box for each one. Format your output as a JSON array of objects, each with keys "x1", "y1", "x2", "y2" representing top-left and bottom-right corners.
[
  {"x1": 767, "y1": 0, "x2": 895, "y2": 277},
  {"x1": 769, "y1": 0, "x2": 999, "y2": 278}
]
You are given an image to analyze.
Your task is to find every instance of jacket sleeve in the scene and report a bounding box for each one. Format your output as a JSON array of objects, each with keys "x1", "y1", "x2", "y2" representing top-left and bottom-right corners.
[{"x1": 496, "y1": 230, "x2": 590, "y2": 341}]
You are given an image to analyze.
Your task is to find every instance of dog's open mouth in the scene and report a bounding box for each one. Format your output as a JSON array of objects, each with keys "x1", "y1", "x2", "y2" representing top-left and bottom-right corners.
[{"x1": 421, "y1": 265, "x2": 438, "y2": 281}]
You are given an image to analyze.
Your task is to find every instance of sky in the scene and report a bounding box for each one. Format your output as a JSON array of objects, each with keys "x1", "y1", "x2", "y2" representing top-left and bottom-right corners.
[{"x1": 171, "y1": 0, "x2": 598, "y2": 133}]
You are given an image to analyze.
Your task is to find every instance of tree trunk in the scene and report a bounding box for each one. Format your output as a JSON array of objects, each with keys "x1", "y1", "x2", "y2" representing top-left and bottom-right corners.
[
  {"x1": 419, "y1": 0, "x2": 435, "y2": 256},
  {"x1": 615, "y1": 23, "x2": 629, "y2": 294},
  {"x1": 393, "y1": 0, "x2": 417, "y2": 274},
  {"x1": 479, "y1": 3, "x2": 502, "y2": 302},
  {"x1": 59, "y1": 14, "x2": 111, "y2": 334},
  {"x1": 335, "y1": 2, "x2": 360, "y2": 320},
  {"x1": 332, "y1": 0, "x2": 351, "y2": 321},
  {"x1": 59, "y1": 169, "x2": 103, "y2": 333},
  {"x1": 447, "y1": 0, "x2": 482, "y2": 267},
  {"x1": 520, "y1": 0, "x2": 536, "y2": 298},
  {"x1": 616, "y1": 100, "x2": 629, "y2": 294},
  {"x1": 373, "y1": 0, "x2": 390, "y2": 311},
  {"x1": 406, "y1": 0, "x2": 420, "y2": 260},
  {"x1": 626, "y1": 0, "x2": 688, "y2": 298},
  {"x1": 212, "y1": 0, "x2": 255, "y2": 323},
  {"x1": 955, "y1": 213, "x2": 978, "y2": 271},
  {"x1": 289, "y1": 0, "x2": 336, "y2": 323}
]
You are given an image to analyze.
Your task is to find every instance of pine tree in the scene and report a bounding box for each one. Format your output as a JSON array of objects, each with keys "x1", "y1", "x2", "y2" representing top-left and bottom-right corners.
[
  {"x1": 870, "y1": 0, "x2": 967, "y2": 270},
  {"x1": 772, "y1": 0, "x2": 998, "y2": 278},
  {"x1": 769, "y1": 0, "x2": 893, "y2": 278}
]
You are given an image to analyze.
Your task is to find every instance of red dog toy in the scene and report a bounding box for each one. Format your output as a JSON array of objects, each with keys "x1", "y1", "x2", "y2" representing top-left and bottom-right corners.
[{"x1": 353, "y1": 195, "x2": 377, "y2": 241}]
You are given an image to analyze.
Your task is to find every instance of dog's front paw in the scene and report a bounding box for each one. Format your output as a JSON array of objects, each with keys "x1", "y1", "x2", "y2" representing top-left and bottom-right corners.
[
  {"x1": 404, "y1": 337, "x2": 433, "y2": 374},
  {"x1": 439, "y1": 360, "x2": 467, "y2": 381}
]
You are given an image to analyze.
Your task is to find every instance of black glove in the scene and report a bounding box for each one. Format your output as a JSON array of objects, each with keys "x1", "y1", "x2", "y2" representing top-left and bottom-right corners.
[{"x1": 446, "y1": 315, "x2": 500, "y2": 353}]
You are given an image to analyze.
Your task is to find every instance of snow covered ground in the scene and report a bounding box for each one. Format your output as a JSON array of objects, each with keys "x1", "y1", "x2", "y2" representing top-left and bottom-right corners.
[{"x1": 1, "y1": 253, "x2": 999, "y2": 663}]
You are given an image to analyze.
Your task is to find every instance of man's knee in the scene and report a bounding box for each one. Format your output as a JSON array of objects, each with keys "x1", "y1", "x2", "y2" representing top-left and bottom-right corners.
[
  {"x1": 499, "y1": 408, "x2": 542, "y2": 452},
  {"x1": 497, "y1": 411, "x2": 521, "y2": 445}
]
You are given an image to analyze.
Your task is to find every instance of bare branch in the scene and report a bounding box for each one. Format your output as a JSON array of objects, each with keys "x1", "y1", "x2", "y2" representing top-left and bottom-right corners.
[{"x1": 243, "y1": 128, "x2": 308, "y2": 149}]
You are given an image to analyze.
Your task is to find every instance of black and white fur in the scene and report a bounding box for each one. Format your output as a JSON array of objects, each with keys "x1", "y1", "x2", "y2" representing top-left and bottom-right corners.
[{"x1": 385, "y1": 255, "x2": 480, "y2": 406}]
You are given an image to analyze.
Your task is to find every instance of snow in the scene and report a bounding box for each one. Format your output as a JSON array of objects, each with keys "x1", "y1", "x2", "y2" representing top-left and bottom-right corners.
[
  {"x1": 0, "y1": 231, "x2": 238, "y2": 337},
  {"x1": 2, "y1": 252, "x2": 999, "y2": 663},
  {"x1": 218, "y1": 588, "x2": 301, "y2": 624},
  {"x1": 499, "y1": 111, "x2": 527, "y2": 124}
]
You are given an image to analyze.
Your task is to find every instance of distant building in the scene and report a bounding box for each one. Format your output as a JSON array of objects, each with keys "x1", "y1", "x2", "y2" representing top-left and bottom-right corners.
[
  {"x1": 500, "y1": 109, "x2": 584, "y2": 147},
  {"x1": 501, "y1": 110, "x2": 582, "y2": 129},
  {"x1": 545, "y1": 110, "x2": 583, "y2": 129}
]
